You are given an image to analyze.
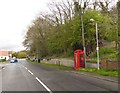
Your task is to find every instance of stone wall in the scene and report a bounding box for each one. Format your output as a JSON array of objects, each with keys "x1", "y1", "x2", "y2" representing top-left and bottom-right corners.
[
  {"x1": 42, "y1": 58, "x2": 74, "y2": 67},
  {"x1": 41, "y1": 58, "x2": 98, "y2": 68},
  {"x1": 41, "y1": 58, "x2": 119, "y2": 70},
  {"x1": 100, "y1": 59, "x2": 120, "y2": 70}
]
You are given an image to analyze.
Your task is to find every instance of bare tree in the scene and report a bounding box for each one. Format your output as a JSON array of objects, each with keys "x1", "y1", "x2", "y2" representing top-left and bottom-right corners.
[{"x1": 41, "y1": 0, "x2": 75, "y2": 26}]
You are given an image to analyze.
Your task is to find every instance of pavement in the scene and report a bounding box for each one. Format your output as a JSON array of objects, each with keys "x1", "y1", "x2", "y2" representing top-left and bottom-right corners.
[{"x1": 0, "y1": 59, "x2": 119, "y2": 93}]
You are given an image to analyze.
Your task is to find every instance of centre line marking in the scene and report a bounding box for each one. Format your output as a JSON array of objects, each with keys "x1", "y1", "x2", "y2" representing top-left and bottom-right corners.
[
  {"x1": 23, "y1": 65, "x2": 52, "y2": 93},
  {"x1": 36, "y1": 77, "x2": 52, "y2": 93},
  {"x1": 25, "y1": 67, "x2": 28, "y2": 70},
  {"x1": 28, "y1": 70, "x2": 34, "y2": 75}
]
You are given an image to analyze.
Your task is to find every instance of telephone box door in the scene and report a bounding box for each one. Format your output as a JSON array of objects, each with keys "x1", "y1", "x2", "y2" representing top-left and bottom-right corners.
[{"x1": 74, "y1": 50, "x2": 85, "y2": 70}]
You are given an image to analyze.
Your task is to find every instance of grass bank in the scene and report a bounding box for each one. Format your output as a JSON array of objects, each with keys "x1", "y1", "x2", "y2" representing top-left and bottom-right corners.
[
  {"x1": 87, "y1": 46, "x2": 118, "y2": 63},
  {"x1": 40, "y1": 63, "x2": 73, "y2": 70},
  {"x1": 27, "y1": 59, "x2": 119, "y2": 78},
  {"x1": 78, "y1": 68, "x2": 119, "y2": 78}
]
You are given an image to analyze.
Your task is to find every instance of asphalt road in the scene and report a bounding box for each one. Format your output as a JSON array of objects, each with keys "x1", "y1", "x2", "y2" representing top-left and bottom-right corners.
[
  {"x1": 0, "y1": 65, "x2": 2, "y2": 93},
  {"x1": 0, "y1": 59, "x2": 119, "y2": 93}
]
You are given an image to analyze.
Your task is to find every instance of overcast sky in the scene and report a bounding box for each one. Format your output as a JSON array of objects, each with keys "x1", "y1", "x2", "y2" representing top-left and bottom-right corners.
[
  {"x1": 0, "y1": 0, "x2": 51, "y2": 51},
  {"x1": 0, "y1": 0, "x2": 118, "y2": 52}
]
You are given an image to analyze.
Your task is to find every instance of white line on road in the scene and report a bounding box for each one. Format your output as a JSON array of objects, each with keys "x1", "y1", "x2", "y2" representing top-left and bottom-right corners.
[
  {"x1": 36, "y1": 77, "x2": 53, "y2": 93},
  {"x1": 28, "y1": 70, "x2": 34, "y2": 75},
  {"x1": 25, "y1": 67, "x2": 28, "y2": 70},
  {"x1": 22, "y1": 65, "x2": 52, "y2": 92}
]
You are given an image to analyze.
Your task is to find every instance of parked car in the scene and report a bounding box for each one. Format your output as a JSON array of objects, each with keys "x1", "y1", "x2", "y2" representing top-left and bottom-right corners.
[{"x1": 10, "y1": 58, "x2": 18, "y2": 63}]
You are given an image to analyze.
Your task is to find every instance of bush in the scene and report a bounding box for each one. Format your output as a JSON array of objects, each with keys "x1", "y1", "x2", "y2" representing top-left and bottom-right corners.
[
  {"x1": 17, "y1": 52, "x2": 27, "y2": 58},
  {"x1": 92, "y1": 47, "x2": 115, "y2": 57},
  {"x1": 99, "y1": 47, "x2": 116, "y2": 55},
  {"x1": 0, "y1": 59, "x2": 6, "y2": 62},
  {"x1": 92, "y1": 47, "x2": 117, "y2": 61}
]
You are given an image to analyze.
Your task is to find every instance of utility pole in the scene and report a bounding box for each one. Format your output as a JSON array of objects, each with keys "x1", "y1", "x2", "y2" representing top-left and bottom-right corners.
[
  {"x1": 74, "y1": 0, "x2": 86, "y2": 68},
  {"x1": 81, "y1": 10, "x2": 86, "y2": 68}
]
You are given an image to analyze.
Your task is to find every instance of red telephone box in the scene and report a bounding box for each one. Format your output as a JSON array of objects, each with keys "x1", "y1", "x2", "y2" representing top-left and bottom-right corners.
[{"x1": 74, "y1": 50, "x2": 85, "y2": 70}]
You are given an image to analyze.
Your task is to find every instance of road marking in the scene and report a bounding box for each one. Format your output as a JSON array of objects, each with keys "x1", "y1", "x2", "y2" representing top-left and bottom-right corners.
[
  {"x1": 28, "y1": 70, "x2": 34, "y2": 75},
  {"x1": 36, "y1": 77, "x2": 52, "y2": 93},
  {"x1": 23, "y1": 65, "x2": 52, "y2": 92},
  {"x1": 25, "y1": 67, "x2": 28, "y2": 70}
]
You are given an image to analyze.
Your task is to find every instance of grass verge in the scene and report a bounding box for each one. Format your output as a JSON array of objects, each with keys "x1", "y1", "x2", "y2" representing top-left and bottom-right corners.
[
  {"x1": 27, "y1": 59, "x2": 73, "y2": 70},
  {"x1": 27, "y1": 59, "x2": 38, "y2": 64},
  {"x1": 78, "y1": 68, "x2": 120, "y2": 78},
  {"x1": 0, "y1": 59, "x2": 6, "y2": 62},
  {"x1": 27, "y1": 59, "x2": 119, "y2": 78},
  {"x1": 40, "y1": 62, "x2": 73, "y2": 70}
]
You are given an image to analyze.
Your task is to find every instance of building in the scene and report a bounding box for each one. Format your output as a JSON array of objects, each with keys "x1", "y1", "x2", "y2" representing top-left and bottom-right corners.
[{"x1": 0, "y1": 51, "x2": 10, "y2": 60}]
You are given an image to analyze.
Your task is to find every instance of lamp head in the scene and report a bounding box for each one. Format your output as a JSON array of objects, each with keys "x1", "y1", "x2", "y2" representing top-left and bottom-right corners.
[{"x1": 90, "y1": 19, "x2": 95, "y2": 22}]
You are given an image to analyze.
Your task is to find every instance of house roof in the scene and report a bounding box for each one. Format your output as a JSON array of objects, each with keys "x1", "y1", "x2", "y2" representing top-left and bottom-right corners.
[{"x1": 0, "y1": 51, "x2": 9, "y2": 56}]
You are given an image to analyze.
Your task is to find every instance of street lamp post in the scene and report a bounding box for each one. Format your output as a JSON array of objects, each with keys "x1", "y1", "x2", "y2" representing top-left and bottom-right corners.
[
  {"x1": 90, "y1": 19, "x2": 100, "y2": 70},
  {"x1": 74, "y1": 0, "x2": 86, "y2": 67}
]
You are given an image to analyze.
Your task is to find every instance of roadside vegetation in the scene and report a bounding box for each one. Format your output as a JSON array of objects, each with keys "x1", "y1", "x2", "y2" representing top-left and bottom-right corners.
[
  {"x1": 0, "y1": 59, "x2": 6, "y2": 62},
  {"x1": 12, "y1": 51, "x2": 27, "y2": 59},
  {"x1": 87, "y1": 42, "x2": 118, "y2": 62},
  {"x1": 23, "y1": 0, "x2": 118, "y2": 63},
  {"x1": 24, "y1": 0, "x2": 119, "y2": 78},
  {"x1": 27, "y1": 59, "x2": 119, "y2": 78},
  {"x1": 78, "y1": 68, "x2": 119, "y2": 78}
]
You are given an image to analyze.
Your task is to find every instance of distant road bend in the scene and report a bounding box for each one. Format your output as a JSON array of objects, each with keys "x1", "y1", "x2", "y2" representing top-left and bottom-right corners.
[{"x1": 0, "y1": 59, "x2": 119, "y2": 93}]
